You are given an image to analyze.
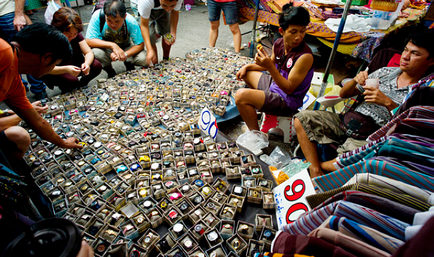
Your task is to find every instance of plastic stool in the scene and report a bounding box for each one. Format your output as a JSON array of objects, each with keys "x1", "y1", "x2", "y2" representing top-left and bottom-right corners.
[{"x1": 259, "y1": 113, "x2": 294, "y2": 143}]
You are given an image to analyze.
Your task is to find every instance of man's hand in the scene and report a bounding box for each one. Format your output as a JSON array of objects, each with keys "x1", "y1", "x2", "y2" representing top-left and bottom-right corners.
[
  {"x1": 236, "y1": 66, "x2": 247, "y2": 81},
  {"x1": 76, "y1": 241, "x2": 94, "y2": 257},
  {"x1": 164, "y1": 33, "x2": 176, "y2": 46},
  {"x1": 353, "y1": 71, "x2": 369, "y2": 86},
  {"x1": 13, "y1": 15, "x2": 26, "y2": 31},
  {"x1": 254, "y1": 49, "x2": 273, "y2": 70},
  {"x1": 146, "y1": 50, "x2": 158, "y2": 66},
  {"x1": 362, "y1": 86, "x2": 394, "y2": 109},
  {"x1": 63, "y1": 137, "x2": 83, "y2": 149},
  {"x1": 31, "y1": 101, "x2": 48, "y2": 115},
  {"x1": 66, "y1": 66, "x2": 82, "y2": 77},
  {"x1": 81, "y1": 63, "x2": 90, "y2": 76},
  {"x1": 111, "y1": 45, "x2": 126, "y2": 62}
]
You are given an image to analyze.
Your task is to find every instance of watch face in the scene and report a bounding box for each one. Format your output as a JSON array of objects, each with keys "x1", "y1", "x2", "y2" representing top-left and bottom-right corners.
[
  {"x1": 194, "y1": 225, "x2": 203, "y2": 233},
  {"x1": 173, "y1": 223, "x2": 184, "y2": 233},
  {"x1": 207, "y1": 231, "x2": 218, "y2": 242}
]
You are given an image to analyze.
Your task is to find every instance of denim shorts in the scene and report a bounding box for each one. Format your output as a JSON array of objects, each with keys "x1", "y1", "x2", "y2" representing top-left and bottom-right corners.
[{"x1": 207, "y1": 0, "x2": 238, "y2": 25}]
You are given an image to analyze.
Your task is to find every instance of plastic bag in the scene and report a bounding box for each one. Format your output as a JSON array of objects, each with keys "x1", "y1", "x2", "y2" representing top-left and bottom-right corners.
[
  {"x1": 236, "y1": 130, "x2": 268, "y2": 155},
  {"x1": 259, "y1": 146, "x2": 291, "y2": 169},
  {"x1": 44, "y1": 1, "x2": 61, "y2": 25}
]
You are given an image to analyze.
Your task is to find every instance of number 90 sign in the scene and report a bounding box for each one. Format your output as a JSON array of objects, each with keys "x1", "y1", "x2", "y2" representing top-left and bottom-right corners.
[
  {"x1": 198, "y1": 107, "x2": 219, "y2": 139},
  {"x1": 273, "y1": 169, "x2": 315, "y2": 230}
]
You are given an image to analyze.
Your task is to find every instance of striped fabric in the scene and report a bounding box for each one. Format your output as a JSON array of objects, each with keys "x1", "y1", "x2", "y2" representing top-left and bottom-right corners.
[
  {"x1": 283, "y1": 200, "x2": 410, "y2": 241},
  {"x1": 325, "y1": 215, "x2": 404, "y2": 254},
  {"x1": 336, "y1": 136, "x2": 434, "y2": 170},
  {"x1": 335, "y1": 137, "x2": 386, "y2": 169},
  {"x1": 309, "y1": 227, "x2": 391, "y2": 257},
  {"x1": 334, "y1": 201, "x2": 409, "y2": 240},
  {"x1": 271, "y1": 230, "x2": 357, "y2": 257},
  {"x1": 335, "y1": 141, "x2": 384, "y2": 169},
  {"x1": 312, "y1": 159, "x2": 434, "y2": 193},
  {"x1": 306, "y1": 189, "x2": 419, "y2": 224},
  {"x1": 368, "y1": 106, "x2": 434, "y2": 142},
  {"x1": 344, "y1": 174, "x2": 434, "y2": 205},
  {"x1": 306, "y1": 186, "x2": 354, "y2": 209},
  {"x1": 307, "y1": 183, "x2": 431, "y2": 211}
]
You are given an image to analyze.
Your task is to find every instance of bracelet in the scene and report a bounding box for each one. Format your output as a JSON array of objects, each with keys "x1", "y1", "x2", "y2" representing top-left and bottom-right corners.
[{"x1": 125, "y1": 52, "x2": 128, "y2": 58}]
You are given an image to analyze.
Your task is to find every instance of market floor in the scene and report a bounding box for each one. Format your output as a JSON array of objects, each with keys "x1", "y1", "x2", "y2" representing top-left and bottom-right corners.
[{"x1": 7, "y1": 2, "x2": 360, "y2": 157}]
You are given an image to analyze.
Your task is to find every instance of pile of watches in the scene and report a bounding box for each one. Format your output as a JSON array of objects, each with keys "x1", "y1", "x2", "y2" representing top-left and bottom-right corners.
[{"x1": 23, "y1": 48, "x2": 277, "y2": 257}]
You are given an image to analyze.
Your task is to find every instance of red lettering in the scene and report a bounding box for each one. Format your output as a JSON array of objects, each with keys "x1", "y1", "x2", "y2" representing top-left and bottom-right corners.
[
  {"x1": 286, "y1": 203, "x2": 309, "y2": 224},
  {"x1": 284, "y1": 179, "x2": 305, "y2": 201}
]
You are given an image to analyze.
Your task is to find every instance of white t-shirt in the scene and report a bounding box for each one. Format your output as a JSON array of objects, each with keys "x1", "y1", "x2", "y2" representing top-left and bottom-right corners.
[
  {"x1": 138, "y1": 0, "x2": 183, "y2": 19},
  {"x1": 0, "y1": 0, "x2": 15, "y2": 16}
]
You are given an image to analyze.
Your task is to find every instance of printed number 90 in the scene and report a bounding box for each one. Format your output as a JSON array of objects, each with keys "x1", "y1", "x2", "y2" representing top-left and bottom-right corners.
[
  {"x1": 284, "y1": 179, "x2": 308, "y2": 224},
  {"x1": 200, "y1": 110, "x2": 218, "y2": 139}
]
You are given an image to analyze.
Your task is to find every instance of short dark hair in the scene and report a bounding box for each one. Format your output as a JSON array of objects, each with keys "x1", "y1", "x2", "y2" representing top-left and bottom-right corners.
[
  {"x1": 405, "y1": 29, "x2": 434, "y2": 59},
  {"x1": 12, "y1": 23, "x2": 72, "y2": 64},
  {"x1": 279, "y1": 3, "x2": 310, "y2": 31},
  {"x1": 103, "y1": 0, "x2": 127, "y2": 18}
]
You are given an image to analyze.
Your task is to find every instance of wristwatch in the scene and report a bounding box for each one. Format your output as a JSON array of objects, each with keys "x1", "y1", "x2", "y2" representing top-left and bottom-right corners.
[
  {"x1": 207, "y1": 231, "x2": 218, "y2": 242},
  {"x1": 194, "y1": 224, "x2": 205, "y2": 235},
  {"x1": 173, "y1": 223, "x2": 184, "y2": 236}
]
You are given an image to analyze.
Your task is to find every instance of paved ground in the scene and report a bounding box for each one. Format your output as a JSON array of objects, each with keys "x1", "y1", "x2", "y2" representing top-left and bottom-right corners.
[{"x1": 9, "y1": 2, "x2": 358, "y2": 157}]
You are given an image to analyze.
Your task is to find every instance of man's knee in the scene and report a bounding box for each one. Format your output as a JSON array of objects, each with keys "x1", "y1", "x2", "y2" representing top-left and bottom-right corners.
[
  {"x1": 235, "y1": 88, "x2": 248, "y2": 105},
  {"x1": 92, "y1": 48, "x2": 111, "y2": 67},
  {"x1": 3, "y1": 126, "x2": 30, "y2": 152},
  {"x1": 294, "y1": 117, "x2": 303, "y2": 133},
  {"x1": 131, "y1": 50, "x2": 148, "y2": 67}
]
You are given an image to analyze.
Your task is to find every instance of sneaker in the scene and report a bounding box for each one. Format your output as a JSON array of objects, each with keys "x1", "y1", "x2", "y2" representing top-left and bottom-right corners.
[{"x1": 34, "y1": 90, "x2": 48, "y2": 101}]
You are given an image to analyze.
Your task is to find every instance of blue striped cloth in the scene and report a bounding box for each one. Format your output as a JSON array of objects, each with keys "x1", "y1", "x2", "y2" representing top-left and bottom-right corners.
[
  {"x1": 325, "y1": 215, "x2": 404, "y2": 254},
  {"x1": 312, "y1": 159, "x2": 434, "y2": 193},
  {"x1": 283, "y1": 200, "x2": 410, "y2": 241}
]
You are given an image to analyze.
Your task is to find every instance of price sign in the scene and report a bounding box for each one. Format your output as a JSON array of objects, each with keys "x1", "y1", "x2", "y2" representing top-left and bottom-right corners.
[
  {"x1": 273, "y1": 169, "x2": 316, "y2": 230},
  {"x1": 298, "y1": 92, "x2": 316, "y2": 111},
  {"x1": 198, "y1": 107, "x2": 219, "y2": 139}
]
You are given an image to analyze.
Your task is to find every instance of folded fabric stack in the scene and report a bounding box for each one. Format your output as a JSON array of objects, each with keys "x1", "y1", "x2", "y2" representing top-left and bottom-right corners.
[{"x1": 261, "y1": 86, "x2": 434, "y2": 257}]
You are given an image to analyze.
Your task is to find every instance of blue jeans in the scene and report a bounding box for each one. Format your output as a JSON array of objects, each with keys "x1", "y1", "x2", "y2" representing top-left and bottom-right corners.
[
  {"x1": 0, "y1": 12, "x2": 16, "y2": 42},
  {"x1": 207, "y1": 0, "x2": 238, "y2": 25}
]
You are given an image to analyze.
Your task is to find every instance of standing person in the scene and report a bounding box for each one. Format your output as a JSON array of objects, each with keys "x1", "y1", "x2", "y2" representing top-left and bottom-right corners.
[
  {"x1": 0, "y1": 23, "x2": 82, "y2": 164},
  {"x1": 208, "y1": 0, "x2": 241, "y2": 53},
  {"x1": 138, "y1": 0, "x2": 183, "y2": 65},
  {"x1": 0, "y1": 0, "x2": 47, "y2": 100},
  {"x1": 235, "y1": 3, "x2": 314, "y2": 131},
  {"x1": 42, "y1": 7, "x2": 102, "y2": 93},
  {"x1": 86, "y1": 0, "x2": 147, "y2": 78}
]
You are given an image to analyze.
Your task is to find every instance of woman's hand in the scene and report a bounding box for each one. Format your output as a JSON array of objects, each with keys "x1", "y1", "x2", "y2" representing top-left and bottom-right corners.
[
  {"x1": 81, "y1": 63, "x2": 90, "y2": 76},
  {"x1": 66, "y1": 65, "x2": 82, "y2": 77}
]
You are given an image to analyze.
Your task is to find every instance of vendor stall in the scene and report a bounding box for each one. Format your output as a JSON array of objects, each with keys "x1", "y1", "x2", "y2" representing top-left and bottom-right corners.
[{"x1": 237, "y1": 0, "x2": 427, "y2": 61}]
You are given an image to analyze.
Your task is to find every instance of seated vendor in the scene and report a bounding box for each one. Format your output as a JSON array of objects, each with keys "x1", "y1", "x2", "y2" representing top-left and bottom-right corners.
[
  {"x1": 294, "y1": 29, "x2": 434, "y2": 178},
  {"x1": 235, "y1": 3, "x2": 314, "y2": 131}
]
